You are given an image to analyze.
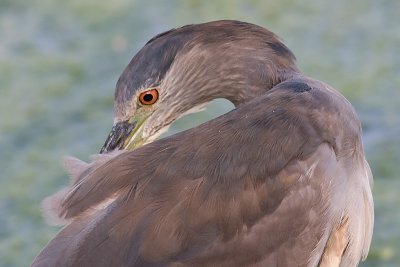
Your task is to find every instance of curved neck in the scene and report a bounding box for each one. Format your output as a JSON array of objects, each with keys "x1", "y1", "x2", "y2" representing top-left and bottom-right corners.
[{"x1": 227, "y1": 68, "x2": 303, "y2": 107}]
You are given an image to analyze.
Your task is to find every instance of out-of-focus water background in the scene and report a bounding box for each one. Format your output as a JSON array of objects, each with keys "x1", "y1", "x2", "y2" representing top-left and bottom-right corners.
[{"x1": 0, "y1": 0, "x2": 399, "y2": 266}]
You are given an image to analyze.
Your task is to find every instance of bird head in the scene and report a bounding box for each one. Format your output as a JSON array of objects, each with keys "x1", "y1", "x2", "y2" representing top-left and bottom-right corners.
[{"x1": 100, "y1": 20, "x2": 299, "y2": 153}]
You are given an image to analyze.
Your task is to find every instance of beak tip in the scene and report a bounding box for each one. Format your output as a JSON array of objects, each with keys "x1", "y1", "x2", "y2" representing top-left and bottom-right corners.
[
  {"x1": 99, "y1": 146, "x2": 107, "y2": 154},
  {"x1": 99, "y1": 120, "x2": 137, "y2": 154}
]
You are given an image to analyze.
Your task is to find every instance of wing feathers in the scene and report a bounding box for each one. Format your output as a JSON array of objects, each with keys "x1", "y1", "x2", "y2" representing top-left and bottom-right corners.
[{"x1": 33, "y1": 78, "x2": 373, "y2": 267}]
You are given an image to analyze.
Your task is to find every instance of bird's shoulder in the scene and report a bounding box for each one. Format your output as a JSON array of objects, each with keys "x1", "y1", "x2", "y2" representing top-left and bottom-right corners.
[{"x1": 59, "y1": 77, "x2": 354, "y2": 218}]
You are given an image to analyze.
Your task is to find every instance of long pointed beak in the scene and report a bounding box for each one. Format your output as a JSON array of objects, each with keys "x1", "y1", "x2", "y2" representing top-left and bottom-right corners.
[
  {"x1": 99, "y1": 109, "x2": 153, "y2": 154},
  {"x1": 100, "y1": 120, "x2": 137, "y2": 153}
]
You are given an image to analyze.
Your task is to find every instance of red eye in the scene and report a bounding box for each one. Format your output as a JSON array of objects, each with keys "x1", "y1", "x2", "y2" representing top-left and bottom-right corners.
[{"x1": 138, "y1": 89, "x2": 159, "y2": 105}]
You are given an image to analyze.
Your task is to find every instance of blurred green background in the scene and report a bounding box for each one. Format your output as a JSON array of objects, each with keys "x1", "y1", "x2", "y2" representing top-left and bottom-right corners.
[{"x1": 0, "y1": 0, "x2": 399, "y2": 266}]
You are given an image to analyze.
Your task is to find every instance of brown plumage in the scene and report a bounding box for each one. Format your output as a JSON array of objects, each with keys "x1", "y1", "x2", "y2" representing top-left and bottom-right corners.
[{"x1": 32, "y1": 20, "x2": 373, "y2": 267}]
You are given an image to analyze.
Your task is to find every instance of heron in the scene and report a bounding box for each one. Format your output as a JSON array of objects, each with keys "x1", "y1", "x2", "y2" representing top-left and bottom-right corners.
[{"x1": 32, "y1": 20, "x2": 373, "y2": 267}]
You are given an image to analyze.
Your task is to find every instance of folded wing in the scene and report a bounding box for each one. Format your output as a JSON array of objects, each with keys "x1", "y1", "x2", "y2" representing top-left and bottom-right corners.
[{"x1": 32, "y1": 78, "x2": 373, "y2": 267}]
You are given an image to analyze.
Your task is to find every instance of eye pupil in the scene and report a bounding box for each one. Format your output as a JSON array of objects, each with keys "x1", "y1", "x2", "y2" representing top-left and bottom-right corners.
[{"x1": 143, "y1": 93, "x2": 153, "y2": 102}]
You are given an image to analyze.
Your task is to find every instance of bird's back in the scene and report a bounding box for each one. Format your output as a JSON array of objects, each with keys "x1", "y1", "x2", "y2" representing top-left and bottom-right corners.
[{"x1": 32, "y1": 77, "x2": 373, "y2": 267}]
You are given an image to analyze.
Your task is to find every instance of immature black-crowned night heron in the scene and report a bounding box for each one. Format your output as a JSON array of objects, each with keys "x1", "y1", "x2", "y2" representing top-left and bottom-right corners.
[{"x1": 32, "y1": 20, "x2": 373, "y2": 267}]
